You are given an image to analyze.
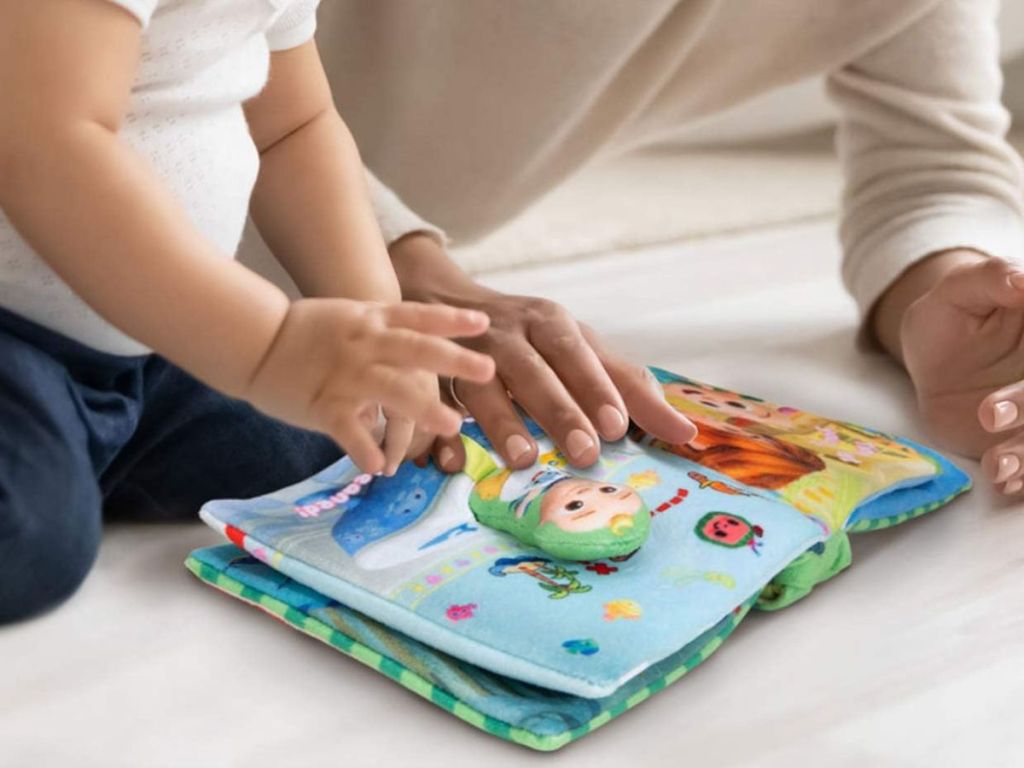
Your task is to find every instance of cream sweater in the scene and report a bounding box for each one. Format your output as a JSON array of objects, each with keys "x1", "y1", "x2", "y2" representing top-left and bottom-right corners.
[{"x1": 322, "y1": 0, "x2": 1024, "y2": 317}]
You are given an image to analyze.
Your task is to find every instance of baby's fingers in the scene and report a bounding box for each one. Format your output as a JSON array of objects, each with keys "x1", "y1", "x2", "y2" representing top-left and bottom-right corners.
[
  {"x1": 383, "y1": 302, "x2": 490, "y2": 338},
  {"x1": 377, "y1": 329, "x2": 495, "y2": 383},
  {"x1": 382, "y1": 415, "x2": 415, "y2": 477},
  {"x1": 371, "y1": 367, "x2": 464, "y2": 436},
  {"x1": 324, "y1": 409, "x2": 386, "y2": 475}
]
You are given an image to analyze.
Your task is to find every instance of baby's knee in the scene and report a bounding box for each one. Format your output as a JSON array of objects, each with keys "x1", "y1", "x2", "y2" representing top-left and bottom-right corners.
[{"x1": 0, "y1": 483, "x2": 101, "y2": 624}]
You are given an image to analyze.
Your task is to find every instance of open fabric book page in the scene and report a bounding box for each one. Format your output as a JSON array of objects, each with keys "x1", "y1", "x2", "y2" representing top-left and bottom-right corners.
[{"x1": 198, "y1": 369, "x2": 961, "y2": 698}]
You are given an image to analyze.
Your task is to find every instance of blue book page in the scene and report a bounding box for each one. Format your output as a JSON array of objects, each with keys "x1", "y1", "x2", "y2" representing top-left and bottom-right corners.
[{"x1": 201, "y1": 430, "x2": 825, "y2": 698}]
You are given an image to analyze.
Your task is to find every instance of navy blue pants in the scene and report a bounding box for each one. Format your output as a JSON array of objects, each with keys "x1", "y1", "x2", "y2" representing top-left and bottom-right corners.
[{"x1": 0, "y1": 308, "x2": 341, "y2": 623}]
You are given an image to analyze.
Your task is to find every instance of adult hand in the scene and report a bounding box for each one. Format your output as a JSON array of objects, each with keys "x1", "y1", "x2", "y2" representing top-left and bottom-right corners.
[
  {"x1": 390, "y1": 234, "x2": 698, "y2": 472},
  {"x1": 876, "y1": 250, "x2": 1024, "y2": 495}
]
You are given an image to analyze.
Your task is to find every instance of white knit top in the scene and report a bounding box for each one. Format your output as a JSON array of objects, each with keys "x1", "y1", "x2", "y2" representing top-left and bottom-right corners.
[{"x1": 0, "y1": 0, "x2": 321, "y2": 354}]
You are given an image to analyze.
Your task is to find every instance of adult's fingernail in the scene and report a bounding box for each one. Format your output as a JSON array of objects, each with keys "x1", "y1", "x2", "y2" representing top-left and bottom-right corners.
[
  {"x1": 993, "y1": 400, "x2": 1019, "y2": 429},
  {"x1": 597, "y1": 404, "x2": 627, "y2": 438},
  {"x1": 505, "y1": 434, "x2": 532, "y2": 463},
  {"x1": 1005, "y1": 478, "x2": 1023, "y2": 494},
  {"x1": 566, "y1": 429, "x2": 596, "y2": 461},
  {"x1": 995, "y1": 453, "x2": 1020, "y2": 483},
  {"x1": 438, "y1": 446, "x2": 456, "y2": 470}
]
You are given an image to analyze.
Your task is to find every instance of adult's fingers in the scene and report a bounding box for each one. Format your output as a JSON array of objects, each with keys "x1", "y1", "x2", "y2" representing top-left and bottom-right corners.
[
  {"x1": 382, "y1": 415, "x2": 415, "y2": 477},
  {"x1": 383, "y1": 302, "x2": 490, "y2": 338},
  {"x1": 981, "y1": 433, "x2": 1024, "y2": 495},
  {"x1": 978, "y1": 382, "x2": 1024, "y2": 434},
  {"x1": 528, "y1": 306, "x2": 629, "y2": 442},
  {"x1": 937, "y1": 258, "x2": 1024, "y2": 316},
  {"x1": 582, "y1": 324, "x2": 697, "y2": 446},
  {"x1": 498, "y1": 346, "x2": 601, "y2": 468},
  {"x1": 376, "y1": 329, "x2": 495, "y2": 383},
  {"x1": 453, "y1": 375, "x2": 539, "y2": 469},
  {"x1": 431, "y1": 432, "x2": 468, "y2": 474},
  {"x1": 428, "y1": 381, "x2": 468, "y2": 473},
  {"x1": 407, "y1": 426, "x2": 438, "y2": 464}
]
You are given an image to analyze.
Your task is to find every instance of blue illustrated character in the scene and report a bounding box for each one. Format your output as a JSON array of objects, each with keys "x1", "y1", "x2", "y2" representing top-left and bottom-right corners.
[{"x1": 330, "y1": 460, "x2": 449, "y2": 556}]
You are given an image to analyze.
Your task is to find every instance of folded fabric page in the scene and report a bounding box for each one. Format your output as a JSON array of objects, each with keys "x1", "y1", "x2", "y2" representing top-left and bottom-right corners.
[
  {"x1": 200, "y1": 426, "x2": 826, "y2": 698},
  {"x1": 187, "y1": 544, "x2": 759, "y2": 751},
  {"x1": 843, "y1": 440, "x2": 970, "y2": 530}
]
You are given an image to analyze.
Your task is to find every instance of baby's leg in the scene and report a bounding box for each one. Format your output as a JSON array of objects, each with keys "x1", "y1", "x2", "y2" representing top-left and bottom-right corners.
[
  {"x1": 102, "y1": 358, "x2": 342, "y2": 520},
  {"x1": 0, "y1": 329, "x2": 106, "y2": 623}
]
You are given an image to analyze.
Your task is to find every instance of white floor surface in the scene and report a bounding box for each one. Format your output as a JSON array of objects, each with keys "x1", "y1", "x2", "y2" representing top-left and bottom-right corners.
[{"x1": 4, "y1": 220, "x2": 1023, "y2": 768}]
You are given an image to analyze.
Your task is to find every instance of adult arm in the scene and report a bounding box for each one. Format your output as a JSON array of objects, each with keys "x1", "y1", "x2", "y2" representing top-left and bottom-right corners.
[{"x1": 829, "y1": 0, "x2": 1024, "y2": 489}]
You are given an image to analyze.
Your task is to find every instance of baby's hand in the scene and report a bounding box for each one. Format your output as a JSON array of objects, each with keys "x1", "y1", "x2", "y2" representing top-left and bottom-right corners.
[
  {"x1": 380, "y1": 377, "x2": 438, "y2": 475},
  {"x1": 244, "y1": 298, "x2": 494, "y2": 473}
]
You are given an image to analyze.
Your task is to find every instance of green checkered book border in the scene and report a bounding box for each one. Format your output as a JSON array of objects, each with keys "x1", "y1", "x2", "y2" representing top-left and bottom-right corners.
[{"x1": 185, "y1": 555, "x2": 752, "y2": 751}]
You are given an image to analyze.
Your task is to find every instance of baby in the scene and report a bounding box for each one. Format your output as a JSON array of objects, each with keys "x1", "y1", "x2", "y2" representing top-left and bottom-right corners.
[{"x1": 0, "y1": 0, "x2": 494, "y2": 623}]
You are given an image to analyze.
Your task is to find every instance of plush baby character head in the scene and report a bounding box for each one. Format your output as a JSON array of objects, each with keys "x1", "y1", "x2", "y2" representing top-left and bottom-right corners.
[
  {"x1": 470, "y1": 473, "x2": 651, "y2": 561},
  {"x1": 536, "y1": 478, "x2": 644, "y2": 533}
]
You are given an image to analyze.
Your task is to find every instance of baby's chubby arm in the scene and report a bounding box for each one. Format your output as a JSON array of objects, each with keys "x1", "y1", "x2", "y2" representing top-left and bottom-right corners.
[
  {"x1": 0, "y1": 0, "x2": 283, "y2": 394},
  {"x1": 0, "y1": 0, "x2": 494, "y2": 472},
  {"x1": 245, "y1": 40, "x2": 400, "y2": 304},
  {"x1": 245, "y1": 41, "x2": 459, "y2": 472}
]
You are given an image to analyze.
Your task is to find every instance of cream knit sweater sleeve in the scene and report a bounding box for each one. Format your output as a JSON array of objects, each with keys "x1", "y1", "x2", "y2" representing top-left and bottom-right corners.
[
  {"x1": 365, "y1": 168, "x2": 447, "y2": 248},
  {"x1": 830, "y1": 0, "x2": 1024, "y2": 316}
]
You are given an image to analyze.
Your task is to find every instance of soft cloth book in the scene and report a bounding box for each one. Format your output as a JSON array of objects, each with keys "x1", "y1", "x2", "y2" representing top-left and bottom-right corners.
[{"x1": 188, "y1": 368, "x2": 970, "y2": 749}]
